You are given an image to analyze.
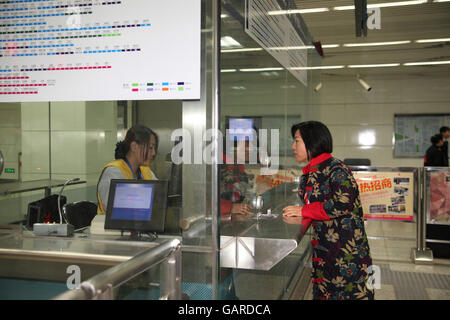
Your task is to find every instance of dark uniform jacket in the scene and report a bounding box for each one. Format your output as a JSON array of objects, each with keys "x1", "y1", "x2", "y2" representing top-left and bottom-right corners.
[{"x1": 424, "y1": 145, "x2": 446, "y2": 167}]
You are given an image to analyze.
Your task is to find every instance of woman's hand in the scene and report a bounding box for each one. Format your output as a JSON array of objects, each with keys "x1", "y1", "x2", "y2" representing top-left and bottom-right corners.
[
  {"x1": 231, "y1": 203, "x2": 253, "y2": 215},
  {"x1": 282, "y1": 205, "x2": 303, "y2": 217},
  {"x1": 283, "y1": 215, "x2": 303, "y2": 225}
]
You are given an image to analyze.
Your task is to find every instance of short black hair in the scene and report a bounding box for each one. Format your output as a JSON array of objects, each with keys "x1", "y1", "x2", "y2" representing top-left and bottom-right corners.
[
  {"x1": 440, "y1": 126, "x2": 449, "y2": 134},
  {"x1": 291, "y1": 121, "x2": 333, "y2": 160},
  {"x1": 431, "y1": 133, "x2": 443, "y2": 145}
]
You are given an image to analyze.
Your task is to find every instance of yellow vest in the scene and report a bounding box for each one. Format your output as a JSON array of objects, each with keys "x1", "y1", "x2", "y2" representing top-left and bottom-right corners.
[{"x1": 97, "y1": 159, "x2": 153, "y2": 214}]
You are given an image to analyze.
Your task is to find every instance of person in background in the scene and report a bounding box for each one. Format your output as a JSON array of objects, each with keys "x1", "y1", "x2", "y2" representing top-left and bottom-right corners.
[
  {"x1": 97, "y1": 125, "x2": 159, "y2": 214},
  {"x1": 283, "y1": 121, "x2": 374, "y2": 300},
  {"x1": 439, "y1": 126, "x2": 449, "y2": 166},
  {"x1": 424, "y1": 133, "x2": 446, "y2": 167}
]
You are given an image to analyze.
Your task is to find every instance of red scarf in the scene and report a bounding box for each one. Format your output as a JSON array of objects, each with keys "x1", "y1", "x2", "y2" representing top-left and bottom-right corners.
[{"x1": 302, "y1": 153, "x2": 332, "y2": 175}]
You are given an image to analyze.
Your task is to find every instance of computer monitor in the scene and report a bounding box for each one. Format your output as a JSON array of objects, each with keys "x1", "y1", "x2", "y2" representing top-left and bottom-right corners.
[
  {"x1": 104, "y1": 179, "x2": 168, "y2": 238},
  {"x1": 228, "y1": 117, "x2": 256, "y2": 141}
]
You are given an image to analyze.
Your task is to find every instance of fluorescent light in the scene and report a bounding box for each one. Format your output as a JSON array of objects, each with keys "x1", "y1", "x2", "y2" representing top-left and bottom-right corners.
[
  {"x1": 403, "y1": 61, "x2": 450, "y2": 66},
  {"x1": 433, "y1": 0, "x2": 450, "y2": 2},
  {"x1": 268, "y1": 8, "x2": 329, "y2": 15},
  {"x1": 321, "y1": 44, "x2": 340, "y2": 48},
  {"x1": 221, "y1": 48, "x2": 263, "y2": 53},
  {"x1": 221, "y1": 36, "x2": 242, "y2": 48},
  {"x1": 290, "y1": 65, "x2": 345, "y2": 70},
  {"x1": 344, "y1": 40, "x2": 411, "y2": 47},
  {"x1": 348, "y1": 63, "x2": 400, "y2": 68},
  {"x1": 239, "y1": 67, "x2": 284, "y2": 72},
  {"x1": 268, "y1": 46, "x2": 314, "y2": 50},
  {"x1": 220, "y1": 14, "x2": 229, "y2": 18},
  {"x1": 334, "y1": 0, "x2": 428, "y2": 10},
  {"x1": 415, "y1": 38, "x2": 450, "y2": 43},
  {"x1": 333, "y1": 5, "x2": 355, "y2": 10},
  {"x1": 221, "y1": 69, "x2": 237, "y2": 73}
]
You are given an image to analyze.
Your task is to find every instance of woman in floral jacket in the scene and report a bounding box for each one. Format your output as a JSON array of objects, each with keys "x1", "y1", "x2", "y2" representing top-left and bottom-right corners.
[{"x1": 283, "y1": 121, "x2": 374, "y2": 300}]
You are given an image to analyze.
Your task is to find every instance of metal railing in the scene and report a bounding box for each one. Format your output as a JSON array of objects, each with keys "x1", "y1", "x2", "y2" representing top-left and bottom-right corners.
[
  {"x1": 53, "y1": 239, "x2": 182, "y2": 300},
  {"x1": 412, "y1": 166, "x2": 450, "y2": 264}
]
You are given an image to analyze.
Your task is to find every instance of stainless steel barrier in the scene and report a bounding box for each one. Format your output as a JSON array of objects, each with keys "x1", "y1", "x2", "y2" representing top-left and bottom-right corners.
[
  {"x1": 53, "y1": 239, "x2": 182, "y2": 300},
  {"x1": 411, "y1": 168, "x2": 433, "y2": 264}
]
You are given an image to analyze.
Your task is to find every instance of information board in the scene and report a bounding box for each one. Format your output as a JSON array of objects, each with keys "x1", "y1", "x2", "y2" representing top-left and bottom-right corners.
[
  {"x1": 0, "y1": 0, "x2": 201, "y2": 102},
  {"x1": 354, "y1": 171, "x2": 414, "y2": 221},
  {"x1": 394, "y1": 114, "x2": 450, "y2": 158}
]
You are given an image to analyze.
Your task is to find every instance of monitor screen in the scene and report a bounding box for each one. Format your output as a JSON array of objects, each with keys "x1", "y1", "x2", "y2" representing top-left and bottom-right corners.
[
  {"x1": 105, "y1": 179, "x2": 168, "y2": 233},
  {"x1": 228, "y1": 118, "x2": 255, "y2": 141}
]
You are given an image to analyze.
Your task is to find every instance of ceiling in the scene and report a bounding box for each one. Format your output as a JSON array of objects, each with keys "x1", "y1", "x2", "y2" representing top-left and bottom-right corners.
[{"x1": 220, "y1": 0, "x2": 450, "y2": 79}]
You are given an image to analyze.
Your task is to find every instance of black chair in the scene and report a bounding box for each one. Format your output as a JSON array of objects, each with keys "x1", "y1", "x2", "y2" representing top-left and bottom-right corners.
[
  {"x1": 343, "y1": 158, "x2": 371, "y2": 166},
  {"x1": 63, "y1": 201, "x2": 97, "y2": 230},
  {"x1": 26, "y1": 194, "x2": 67, "y2": 229}
]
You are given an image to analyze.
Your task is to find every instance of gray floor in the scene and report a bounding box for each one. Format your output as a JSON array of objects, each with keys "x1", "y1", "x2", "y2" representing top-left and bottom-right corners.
[{"x1": 302, "y1": 220, "x2": 450, "y2": 300}]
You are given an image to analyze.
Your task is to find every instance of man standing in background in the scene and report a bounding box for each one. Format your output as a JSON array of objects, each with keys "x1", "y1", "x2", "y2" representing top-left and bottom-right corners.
[{"x1": 440, "y1": 126, "x2": 450, "y2": 167}]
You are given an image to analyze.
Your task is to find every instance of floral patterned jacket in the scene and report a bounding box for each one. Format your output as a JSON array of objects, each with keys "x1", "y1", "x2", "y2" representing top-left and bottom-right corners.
[{"x1": 299, "y1": 153, "x2": 374, "y2": 300}]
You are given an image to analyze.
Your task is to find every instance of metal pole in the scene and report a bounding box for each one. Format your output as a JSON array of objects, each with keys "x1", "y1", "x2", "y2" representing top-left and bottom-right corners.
[
  {"x1": 211, "y1": 0, "x2": 221, "y2": 300},
  {"x1": 160, "y1": 244, "x2": 182, "y2": 300},
  {"x1": 411, "y1": 167, "x2": 433, "y2": 264}
]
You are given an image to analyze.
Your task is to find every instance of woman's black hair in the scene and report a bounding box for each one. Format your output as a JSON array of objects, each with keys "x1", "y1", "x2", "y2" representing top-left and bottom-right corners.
[
  {"x1": 115, "y1": 125, "x2": 159, "y2": 160},
  {"x1": 291, "y1": 121, "x2": 333, "y2": 161},
  {"x1": 430, "y1": 133, "x2": 443, "y2": 146}
]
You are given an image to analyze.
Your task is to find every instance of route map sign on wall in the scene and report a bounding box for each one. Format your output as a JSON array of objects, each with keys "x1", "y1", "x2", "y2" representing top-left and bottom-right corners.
[
  {"x1": 394, "y1": 114, "x2": 450, "y2": 158},
  {"x1": 0, "y1": 0, "x2": 201, "y2": 102}
]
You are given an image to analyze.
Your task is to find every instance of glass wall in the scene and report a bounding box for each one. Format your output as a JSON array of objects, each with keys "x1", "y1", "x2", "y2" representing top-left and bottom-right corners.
[{"x1": 218, "y1": 0, "x2": 322, "y2": 299}]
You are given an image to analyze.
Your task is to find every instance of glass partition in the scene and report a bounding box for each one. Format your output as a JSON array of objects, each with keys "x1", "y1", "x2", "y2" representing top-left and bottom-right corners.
[{"x1": 218, "y1": 0, "x2": 321, "y2": 299}]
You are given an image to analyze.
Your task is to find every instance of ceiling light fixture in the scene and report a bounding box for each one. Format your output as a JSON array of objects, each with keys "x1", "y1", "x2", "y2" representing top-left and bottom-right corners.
[
  {"x1": 267, "y1": 8, "x2": 329, "y2": 15},
  {"x1": 415, "y1": 38, "x2": 450, "y2": 43},
  {"x1": 403, "y1": 61, "x2": 450, "y2": 66},
  {"x1": 221, "y1": 48, "x2": 263, "y2": 53},
  {"x1": 334, "y1": 0, "x2": 427, "y2": 10},
  {"x1": 291, "y1": 65, "x2": 345, "y2": 70},
  {"x1": 221, "y1": 69, "x2": 237, "y2": 73},
  {"x1": 239, "y1": 67, "x2": 284, "y2": 72},
  {"x1": 348, "y1": 63, "x2": 401, "y2": 68},
  {"x1": 221, "y1": 36, "x2": 242, "y2": 48},
  {"x1": 344, "y1": 40, "x2": 411, "y2": 47},
  {"x1": 321, "y1": 44, "x2": 341, "y2": 48}
]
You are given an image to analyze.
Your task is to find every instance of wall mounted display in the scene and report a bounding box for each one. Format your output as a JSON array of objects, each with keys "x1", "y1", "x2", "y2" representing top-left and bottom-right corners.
[
  {"x1": 394, "y1": 114, "x2": 450, "y2": 158},
  {"x1": 0, "y1": 0, "x2": 201, "y2": 102}
]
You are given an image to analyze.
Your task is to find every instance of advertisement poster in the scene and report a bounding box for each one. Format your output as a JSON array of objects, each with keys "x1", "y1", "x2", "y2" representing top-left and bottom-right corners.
[
  {"x1": 428, "y1": 172, "x2": 450, "y2": 224},
  {"x1": 245, "y1": 168, "x2": 299, "y2": 195},
  {"x1": 354, "y1": 171, "x2": 415, "y2": 221}
]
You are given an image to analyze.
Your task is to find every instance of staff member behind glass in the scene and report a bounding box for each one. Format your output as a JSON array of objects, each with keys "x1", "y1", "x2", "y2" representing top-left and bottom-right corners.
[
  {"x1": 97, "y1": 125, "x2": 159, "y2": 214},
  {"x1": 283, "y1": 121, "x2": 374, "y2": 300}
]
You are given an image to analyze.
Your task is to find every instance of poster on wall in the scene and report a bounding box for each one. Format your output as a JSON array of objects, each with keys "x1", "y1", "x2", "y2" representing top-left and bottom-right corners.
[
  {"x1": 0, "y1": 0, "x2": 201, "y2": 102},
  {"x1": 354, "y1": 171, "x2": 415, "y2": 221},
  {"x1": 394, "y1": 114, "x2": 450, "y2": 158},
  {"x1": 428, "y1": 172, "x2": 450, "y2": 225}
]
